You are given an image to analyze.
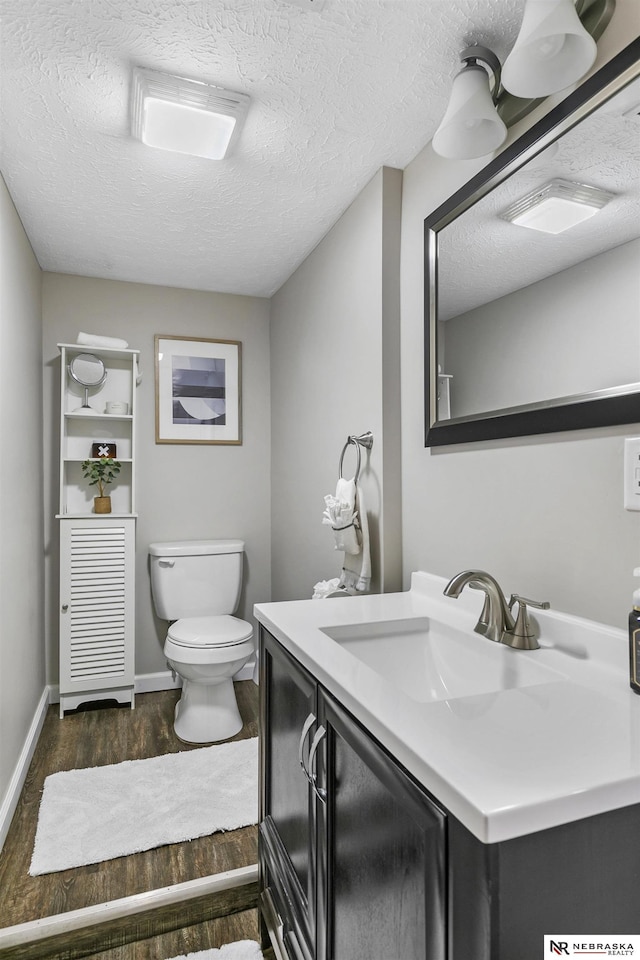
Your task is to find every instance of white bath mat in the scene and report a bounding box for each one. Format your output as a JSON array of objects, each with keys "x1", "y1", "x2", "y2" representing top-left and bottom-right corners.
[
  {"x1": 30, "y1": 737, "x2": 258, "y2": 876},
  {"x1": 167, "y1": 941, "x2": 264, "y2": 960}
]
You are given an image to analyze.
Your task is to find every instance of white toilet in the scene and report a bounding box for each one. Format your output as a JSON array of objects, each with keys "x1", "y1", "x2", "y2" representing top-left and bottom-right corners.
[{"x1": 149, "y1": 539, "x2": 254, "y2": 744}]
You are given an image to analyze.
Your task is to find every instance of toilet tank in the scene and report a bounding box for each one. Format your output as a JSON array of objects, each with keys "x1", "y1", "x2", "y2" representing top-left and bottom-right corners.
[{"x1": 149, "y1": 539, "x2": 244, "y2": 620}]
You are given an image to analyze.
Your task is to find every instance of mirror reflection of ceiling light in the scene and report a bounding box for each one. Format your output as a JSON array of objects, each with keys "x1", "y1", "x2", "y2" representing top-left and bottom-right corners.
[
  {"x1": 501, "y1": 178, "x2": 616, "y2": 233},
  {"x1": 131, "y1": 67, "x2": 250, "y2": 160}
]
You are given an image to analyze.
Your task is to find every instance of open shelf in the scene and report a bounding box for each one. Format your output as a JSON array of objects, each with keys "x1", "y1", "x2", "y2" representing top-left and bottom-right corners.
[{"x1": 64, "y1": 412, "x2": 134, "y2": 422}]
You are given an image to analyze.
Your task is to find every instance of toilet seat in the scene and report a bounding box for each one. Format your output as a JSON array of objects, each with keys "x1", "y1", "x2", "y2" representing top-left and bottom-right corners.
[{"x1": 167, "y1": 615, "x2": 253, "y2": 649}]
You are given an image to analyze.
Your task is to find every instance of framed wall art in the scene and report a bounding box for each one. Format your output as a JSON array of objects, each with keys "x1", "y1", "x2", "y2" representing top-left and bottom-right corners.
[{"x1": 155, "y1": 335, "x2": 242, "y2": 445}]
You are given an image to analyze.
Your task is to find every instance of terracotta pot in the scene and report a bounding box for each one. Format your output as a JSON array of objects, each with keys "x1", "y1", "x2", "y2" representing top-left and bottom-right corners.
[{"x1": 94, "y1": 496, "x2": 112, "y2": 514}]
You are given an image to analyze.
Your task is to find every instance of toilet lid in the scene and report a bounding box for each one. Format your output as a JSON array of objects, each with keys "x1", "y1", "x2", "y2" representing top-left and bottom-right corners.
[{"x1": 167, "y1": 616, "x2": 253, "y2": 648}]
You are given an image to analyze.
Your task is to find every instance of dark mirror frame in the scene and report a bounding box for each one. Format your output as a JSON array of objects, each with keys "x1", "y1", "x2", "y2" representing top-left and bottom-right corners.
[{"x1": 424, "y1": 38, "x2": 640, "y2": 447}]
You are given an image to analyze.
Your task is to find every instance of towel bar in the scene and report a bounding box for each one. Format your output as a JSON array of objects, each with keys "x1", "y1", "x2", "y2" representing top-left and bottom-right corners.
[{"x1": 338, "y1": 431, "x2": 373, "y2": 485}]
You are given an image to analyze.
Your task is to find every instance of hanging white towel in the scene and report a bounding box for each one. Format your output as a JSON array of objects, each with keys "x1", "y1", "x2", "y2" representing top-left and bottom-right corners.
[
  {"x1": 322, "y1": 477, "x2": 361, "y2": 555},
  {"x1": 339, "y1": 482, "x2": 371, "y2": 593}
]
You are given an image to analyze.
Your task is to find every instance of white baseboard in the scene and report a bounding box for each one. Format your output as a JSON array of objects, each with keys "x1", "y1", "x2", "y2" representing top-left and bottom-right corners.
[
  {"x1": 0, "y1": 686, "x2": 49, "y2": 853},
  {"x1": 48, "y1": 658, "x2": 257, "y2": 705},
  {"x1": 47, "y1": 672, "x2": 182, "y2": 705},
  {"x1": 135, "y1": 660, "x2": 256, "y2": 689},
  {"x1": 135, "y1": 670, "x2": 182, "y2": 694},
  {"x1": 234, "y1": 657, "x2": 257, "y2": 682}
]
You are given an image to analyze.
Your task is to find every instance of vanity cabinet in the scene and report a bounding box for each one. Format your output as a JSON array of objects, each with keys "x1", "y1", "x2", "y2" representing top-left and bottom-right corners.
[
  {"x1": 259, "y1": 628, "x2": 446, "y2": 960},
  {"x1": 259, "y1": 627, "x2": 640, "y2": 960},
  {"x1": 57, "y1": 343, "x2": 139, "y2": 716}
]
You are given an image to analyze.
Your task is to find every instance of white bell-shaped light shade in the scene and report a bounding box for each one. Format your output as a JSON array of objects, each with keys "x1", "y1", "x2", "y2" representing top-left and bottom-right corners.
[
  {"x1": 432, "y1": 64, "x2": 508, "y2": 160},
  {"x1": 502, "y1": 0, "x2": 597, "y2": 98}
]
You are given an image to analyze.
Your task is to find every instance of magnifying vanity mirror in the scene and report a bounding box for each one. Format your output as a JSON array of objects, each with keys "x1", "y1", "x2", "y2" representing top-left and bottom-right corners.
[
  {"x1": 424, "y1": 39, "x2": 640, "y2": 446},
  {"x1": 68, "y1": 353, "x2": 107, "y2": 413}
]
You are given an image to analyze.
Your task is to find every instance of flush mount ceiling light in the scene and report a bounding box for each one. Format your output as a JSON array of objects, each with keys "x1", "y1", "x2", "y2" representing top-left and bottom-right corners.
[
  {"x1": 131, "y1": 67, "x2": 250, "y2": 160},
  {"x1": 501, "y1": 0, "x2": 597, "y2": 98},
  {"x1": 501, "y1": 178, "x2": 615, "y2": 233},
  {"x1": 432, "y1": 45, "x2": 508, "y2": 160}
]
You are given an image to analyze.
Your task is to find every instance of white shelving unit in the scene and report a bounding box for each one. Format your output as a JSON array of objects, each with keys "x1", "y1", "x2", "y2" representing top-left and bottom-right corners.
[{"x1": 57, "y1": 343, "x2": 139, "y2": 716}]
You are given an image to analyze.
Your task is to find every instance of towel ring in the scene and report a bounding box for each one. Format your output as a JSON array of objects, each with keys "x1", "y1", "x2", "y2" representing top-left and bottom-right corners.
[
  {"x1": 338, "y1": 431, "x2": 373, "y2": 485},
  {"x1": 339, "y1": 437, "x2": 361, "y2": 484}
]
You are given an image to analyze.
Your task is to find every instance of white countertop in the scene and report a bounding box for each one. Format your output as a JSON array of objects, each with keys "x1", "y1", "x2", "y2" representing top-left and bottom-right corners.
[{"x1": 254, "y1": 572, "x2": 640, "y2": 844}]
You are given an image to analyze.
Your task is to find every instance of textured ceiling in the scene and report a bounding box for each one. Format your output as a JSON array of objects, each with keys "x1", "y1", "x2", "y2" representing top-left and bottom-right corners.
[{"x1": 0, "y1": 0, "x2": 530, "y2": 297}]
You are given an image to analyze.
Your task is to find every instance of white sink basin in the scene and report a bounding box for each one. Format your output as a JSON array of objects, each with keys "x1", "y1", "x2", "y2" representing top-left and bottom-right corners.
[{"x1": 320, "y1": 617, "x2": 563, "y2": 703}]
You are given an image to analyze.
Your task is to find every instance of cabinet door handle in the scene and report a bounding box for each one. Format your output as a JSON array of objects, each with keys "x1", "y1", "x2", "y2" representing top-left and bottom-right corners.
[
  {"x1": 298, "y1": 712, "x2": 316, "y2": 782},
  {"x1": 308, "y1": 724, "x2": 327, "y2": 804}
]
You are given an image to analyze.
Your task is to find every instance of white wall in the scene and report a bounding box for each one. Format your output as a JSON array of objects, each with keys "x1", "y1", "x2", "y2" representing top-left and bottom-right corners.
[
  {"x1": 445, "y1": 239, "x2": 640, "y2": 418},
  {"x1": 0, "y1": 175, "x2": 45, "y2": 818},
  {"x1": 269, "y1": 167, "x2": 403, "y2": 601},
  {"x1": 42, "y1": 275, "x2": 271, "y2": 682},
  {"x1": 400, "y1": 20, "x2": 640, "y2": 628}
]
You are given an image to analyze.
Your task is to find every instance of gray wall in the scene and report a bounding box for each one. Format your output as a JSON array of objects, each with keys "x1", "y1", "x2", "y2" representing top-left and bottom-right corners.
[
  {"x1": 400, "y1": 16, "x2": 640, "y2": 629},
  {"x1": 42, "y1": 274, "x2": 271, "y2": 682},
  {"x1": 0, "y1": 175, "x2": 45, "y2": 822},
  {"x1": 445, "y1": 239, "x2": 640, "y2": 418},
  {"x1": 269, "y1": 167, "x2": 403, "y2": 601}
]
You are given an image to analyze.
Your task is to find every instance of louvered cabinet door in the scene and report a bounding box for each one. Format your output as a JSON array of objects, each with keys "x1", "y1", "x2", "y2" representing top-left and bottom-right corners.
[{"x1": 59, "y1": 517, "x2": 135, "y2": 716}]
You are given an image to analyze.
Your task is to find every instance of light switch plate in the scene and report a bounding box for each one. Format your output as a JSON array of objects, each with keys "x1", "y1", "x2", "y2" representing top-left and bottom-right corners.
[{"x1": 624, "y1": 437, "x2": 640, "y2": 510}]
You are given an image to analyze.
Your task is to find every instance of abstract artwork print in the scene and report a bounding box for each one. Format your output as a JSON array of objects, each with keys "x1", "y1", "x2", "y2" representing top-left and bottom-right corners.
[
  {"x1": 172, "y1": 355, "x2": 226, "y2": 425},
  {"x1": 155, "y1": 335, "x2": 241, "y2": 444}
]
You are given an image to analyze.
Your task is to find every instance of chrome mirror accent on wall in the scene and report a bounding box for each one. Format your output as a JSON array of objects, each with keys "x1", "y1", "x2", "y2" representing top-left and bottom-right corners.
[{"x1": 424, "y1": 39, "x2": 640, "y2": 447}]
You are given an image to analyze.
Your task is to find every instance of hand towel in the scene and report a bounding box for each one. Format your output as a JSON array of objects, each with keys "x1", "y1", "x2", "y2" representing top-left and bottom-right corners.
[
  {"x1": 339, "y1": 482, "x2": 371, "y2": 593},
  {"x1": 322, "y1": 478, "x2": 361, "y2": 555},
  {"x1": 312, "y1": 578, "x2": 341, "y2": 599},
  {"x1": 77, "y1": 331, "x2": 129, "y2": 349}
]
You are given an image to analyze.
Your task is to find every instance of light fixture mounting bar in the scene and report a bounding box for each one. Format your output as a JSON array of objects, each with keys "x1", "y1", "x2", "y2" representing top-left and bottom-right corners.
[{"x1": 460, "y1": 44, "x2": 502, "y2": 99}]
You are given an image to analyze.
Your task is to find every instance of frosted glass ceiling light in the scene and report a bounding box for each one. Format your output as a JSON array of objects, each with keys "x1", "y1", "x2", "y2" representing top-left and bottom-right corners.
[
  {"x1": 501, "y1": 178, "x2": 615, "y2": 233},
  {"x1": 131, "y1": 67, "x2": 250, "y2": 160},
  {"x1": 432, "y1": 46, "x2": 507, "y2": 160},
  {"x1": 502, "y1": 0, "x2": 597, "y2": 98}
]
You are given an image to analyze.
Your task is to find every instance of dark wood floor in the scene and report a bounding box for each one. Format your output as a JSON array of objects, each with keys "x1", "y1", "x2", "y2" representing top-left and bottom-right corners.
[
  {"x1": 0, "y1": 683, "x2": 259, "y2": 931},
  {"x1": 84, "y1": 909, "x2": 273, "y2": 959}
]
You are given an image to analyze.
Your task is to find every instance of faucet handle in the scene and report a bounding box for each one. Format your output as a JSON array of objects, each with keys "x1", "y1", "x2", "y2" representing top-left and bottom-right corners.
[{"x1": 508, "y1": 594, "x2": 550, "y2": 648}]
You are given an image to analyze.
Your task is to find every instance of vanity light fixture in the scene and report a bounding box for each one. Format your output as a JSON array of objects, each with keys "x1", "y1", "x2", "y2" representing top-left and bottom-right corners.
[
  {"x1": 131, "y1": 67, "x2": 250, "y2": 160},
  {"x1": 501, "y1": 178, "x2": 615, "y2": 233},
  {"x1": 501, "y1": 0, "x2": 597, "y2": 98},
  {"x1": 432, "y1": 45, "x2": 507, "y2": 160}
]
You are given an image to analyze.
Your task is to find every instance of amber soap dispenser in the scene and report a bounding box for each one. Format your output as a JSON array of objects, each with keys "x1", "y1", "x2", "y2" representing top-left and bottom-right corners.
[{"x1": 630, "y1": 568, "x2": 640, "y2": 695}]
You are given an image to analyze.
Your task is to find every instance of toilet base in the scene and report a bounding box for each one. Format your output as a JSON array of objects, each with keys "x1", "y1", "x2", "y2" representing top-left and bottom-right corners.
[{"x1": 173, "y1": 676, "x2": 243, "y2": 744}]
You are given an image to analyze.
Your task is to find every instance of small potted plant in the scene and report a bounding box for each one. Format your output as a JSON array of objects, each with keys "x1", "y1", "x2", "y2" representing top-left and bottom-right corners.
[{"x1": 81, "y1": 457, "x2": 122, "y2": 514}]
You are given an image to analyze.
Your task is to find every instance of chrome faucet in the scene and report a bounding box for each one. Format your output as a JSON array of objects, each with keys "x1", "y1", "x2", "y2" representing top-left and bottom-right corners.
[{"x1": 443, "y1": 570, "x2": 550, "y2": 650}]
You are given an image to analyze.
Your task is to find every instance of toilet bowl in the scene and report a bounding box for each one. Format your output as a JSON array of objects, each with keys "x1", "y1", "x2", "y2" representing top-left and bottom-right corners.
[
  {"x1": 149, "y1": 539, "x2": 254, "y2": 744},
  {"x1": 164, "y1": 615, "x2": 254, "y2": 743}
]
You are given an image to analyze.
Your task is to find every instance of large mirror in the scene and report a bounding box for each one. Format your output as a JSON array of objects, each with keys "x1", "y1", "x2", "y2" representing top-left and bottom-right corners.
[{"x1": 425, "y1": 40, "x2": 640, "y2": 446}]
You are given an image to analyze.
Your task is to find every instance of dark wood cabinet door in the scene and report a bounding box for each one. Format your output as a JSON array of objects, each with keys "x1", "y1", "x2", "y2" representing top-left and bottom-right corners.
[
  {"x1": 318, "y1": 691, "x2": 447, "y2": 960},
  {"x1": 260, "y1": 628, "x2": 318, "y2": 954}
]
